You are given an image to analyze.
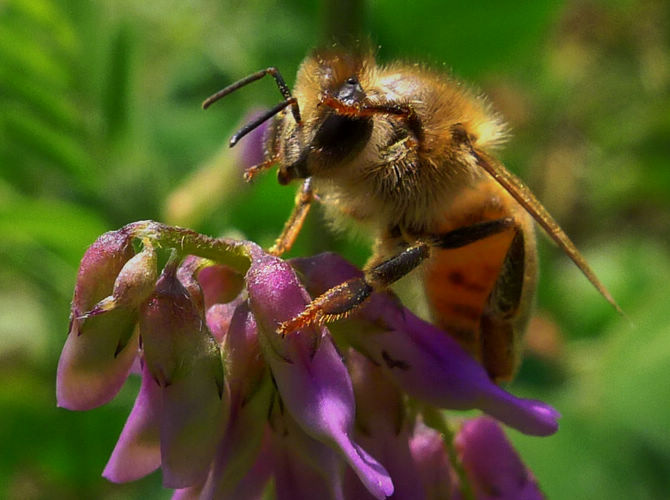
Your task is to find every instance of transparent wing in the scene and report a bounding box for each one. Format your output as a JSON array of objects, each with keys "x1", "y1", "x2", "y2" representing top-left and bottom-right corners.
[{"x1": 471, "y1": 147, "x2": 623, "y2": 315}]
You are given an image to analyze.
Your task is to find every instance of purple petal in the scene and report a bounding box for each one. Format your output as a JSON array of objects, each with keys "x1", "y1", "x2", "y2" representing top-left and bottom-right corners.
[
  {"x1": 455, "y1": 417, "x2": 544, "y2": 500},
  {"x1": 140, "y1": 262, "x2": 223, "y2": 392},
  {"x1": 237, "y1": 110, "x2": 269, "y2": 169},
  {"x1": 246, "y1": 252, "x2": 394, "y2": 499},
  {"x1": 292, "y1": 253, "x2": 560, "y2": 436},
  {"x1": 160, "y1": 360, "x2": 227, "y2": 488},
  {"x1": 357, "y1": 318, "x2": 559, "y2": 436},
  {"x1": 57, "y1": 312, "x2": 139, "y2": 410},
  {"x1": 103, "y1": 362, "x2": 161, "y2": 483},
  {"x1": 71, "y1": 229, "x2": 135, "y2": 314},
  {"x1": 171, "y1": 485, "x2": 202, "y2": 500},
  {"x1": 272, "y1": 443, "x2": 336, "y2": 500},
  {"x1": 217, "y1": 301, "x2": 266, "y2": 401},
  {"x1": 198, "y1": 264, "x2": 245, "y2": 309},
  {"x1": 177, "y1": 256, "x2": 206, "y2": 316},
  {"x1": 205, "y1": 302, "x2": 237, "y2": 343},
  {"x1": 246, "y1": 250, "x2": 316, "y2": 360}
]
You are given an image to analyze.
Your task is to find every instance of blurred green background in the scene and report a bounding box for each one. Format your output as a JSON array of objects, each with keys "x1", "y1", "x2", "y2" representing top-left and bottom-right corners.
[{"x1": 1, "y1": 0, "x2": 669, "y2": 498}]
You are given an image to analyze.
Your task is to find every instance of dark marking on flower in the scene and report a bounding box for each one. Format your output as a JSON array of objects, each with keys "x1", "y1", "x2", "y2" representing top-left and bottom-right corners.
[
  {"x1": 267, "y1": 389, "x2": 290, "y2": 436},
  {"x1": 361, "y1": 351, "x2": 382, "y2": 367},
  {"x1": 215, "y1": 377, "x2": 224, "y2": 399},
  {"x1": 264, "y1": 328, "x2": 295, "y2": 364},
  {"x1": 381, "y1": 350, "x2": 410, "y2": 370},
  {"x1": 308, "y1": 330, "x2": 323, "y2": 361},
  {"x1": 114, "y1": 340, "x2": 124, "y2": 358},
  {"x1": 268, "y1": 375, "x2": 285, "y2": 416},
  {"x1": 357, "y1": 421, "x2": 372, "y2": 437},
  {"x1": 267, "y1": 394, "x2": 277, "y2": 429}
]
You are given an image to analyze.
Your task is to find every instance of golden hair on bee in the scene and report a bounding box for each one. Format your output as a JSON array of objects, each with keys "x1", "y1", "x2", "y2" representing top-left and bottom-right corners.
[{"x1": 204, "y1": 46, "x2": 621, "y2": 382}]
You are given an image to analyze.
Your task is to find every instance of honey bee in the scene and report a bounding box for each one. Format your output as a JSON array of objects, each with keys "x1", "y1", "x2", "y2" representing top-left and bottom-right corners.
[{"x1": 203, "y1": 47, "x2": 620, "y2": 381}]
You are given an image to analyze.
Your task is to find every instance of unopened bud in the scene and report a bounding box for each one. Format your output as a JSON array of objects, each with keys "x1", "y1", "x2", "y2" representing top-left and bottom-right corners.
[
  {"x1": 70, "y1": 229, "x2": 134, "y2": 323},
  {"x1": 57, "y1": 228, "x2": 138, "y2": 410},
  {"x1": 139, "y1": 260, "x2": 227, "y2": 488},
  {"x1": 177, "y1": 255, "x2": 206, "y2": 316},
  {"x1": 140, "y1": 260, "x2": 222, "y2": 392},
  {"x1": 455, "y1": 417, "x2": 544, "y2": 499},
  {"x1": 82, "y1": 240, "x2": 157, "y2": 318}
]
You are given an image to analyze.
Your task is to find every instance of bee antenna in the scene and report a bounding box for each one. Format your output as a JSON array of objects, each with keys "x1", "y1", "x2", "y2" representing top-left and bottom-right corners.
[
  {"x1": 203, "y1": 68, "x2": 301, "y2": 146},
  {"x1": 228, "y1": 97, "x2": 298, "y2": 148}
]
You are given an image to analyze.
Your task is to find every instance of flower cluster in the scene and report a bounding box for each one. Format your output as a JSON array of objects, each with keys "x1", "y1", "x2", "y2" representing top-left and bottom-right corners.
[{"x1": 57, "y1": 221, "x2": 555, "y2": 499}]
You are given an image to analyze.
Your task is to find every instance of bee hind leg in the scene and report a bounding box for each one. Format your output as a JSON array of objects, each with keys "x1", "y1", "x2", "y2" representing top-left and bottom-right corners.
[
  {"x1": 277, "y1": 217, "x2": 514, "y2": 336},
  {"x1": 480, "y1": 227, "x2": 536, "y2": 382}
]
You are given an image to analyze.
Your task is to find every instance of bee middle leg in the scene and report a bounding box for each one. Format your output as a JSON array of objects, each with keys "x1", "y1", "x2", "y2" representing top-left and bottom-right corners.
[
  {"x1": 269, "y1": 178, "x2": 315, "y2": 256},
  {"x1": 277, "y1": 217, "x2": 514, "y2": 335}
]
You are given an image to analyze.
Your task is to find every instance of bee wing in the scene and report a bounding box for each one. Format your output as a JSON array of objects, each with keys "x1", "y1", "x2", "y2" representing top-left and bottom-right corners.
[{"x1": 471, "y1": 147, "x2": 623, "y2": 315}]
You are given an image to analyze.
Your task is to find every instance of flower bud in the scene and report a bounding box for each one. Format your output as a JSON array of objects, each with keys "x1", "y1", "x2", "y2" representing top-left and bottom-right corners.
[
  {"x1": 83, "y1": 240, "x2": 157, "y2": 318},
  {"x1": 238, "y1": 110, "x2": 269, "y2": 171},
  {"x1": 269, "y1": 408, "x2": 346, "y2": 500},
  {"x1": 454, "y1": 417, "x2": 544, "y2": 500},
  {"x1": 57, "y1": 229, "x2": 138, "y2": 410},
  {"x1": 200, "y1": 302, "x2": 273, "y2": 499},
  {"x1": 345, "y1": 350, "x2": 425, "y2": 500},
  {"x1": 409, "y1": 422, "x2": 453, "y2": 499},
  {"x1": 177, "y1": 255, "x2": 206, "y2": 316},
  {"x1": 139, "y1": 261, "x2": 227, "y2": 488}
]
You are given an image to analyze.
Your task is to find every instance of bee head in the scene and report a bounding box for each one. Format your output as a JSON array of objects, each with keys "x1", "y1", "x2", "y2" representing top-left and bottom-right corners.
[{"x1": 277, "y1": 48, "x2": 376, "y2": 184}]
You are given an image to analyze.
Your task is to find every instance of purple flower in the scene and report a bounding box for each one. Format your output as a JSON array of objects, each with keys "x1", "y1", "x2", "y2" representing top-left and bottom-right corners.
[
  {"x1": 291, "y1": 252, "x2": 560, "y2": 436},
  {"x1": 57, "y1": 221, "x2": 558, "y2": 499}
]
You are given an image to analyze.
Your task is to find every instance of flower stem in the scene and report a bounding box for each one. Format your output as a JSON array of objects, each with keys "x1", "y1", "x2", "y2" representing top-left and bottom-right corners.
[
  {"x1": 422, "y1": 407, "x2": 475, "y2": 500},
  {"x1": 124, "y1": 220, "x2": 255, "y2": 273}
]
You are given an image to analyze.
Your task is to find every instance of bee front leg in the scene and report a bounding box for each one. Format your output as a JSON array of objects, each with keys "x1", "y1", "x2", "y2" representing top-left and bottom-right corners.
[
  {"x1": 269, "y1": 178, "x2": 315, "y2": 256},
  {"x1": 277, "y1": 217, "x2": 514, "y2": 335},
  {"x1": 277, "y1": 243, "x2": 430, "y2": 335}
]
